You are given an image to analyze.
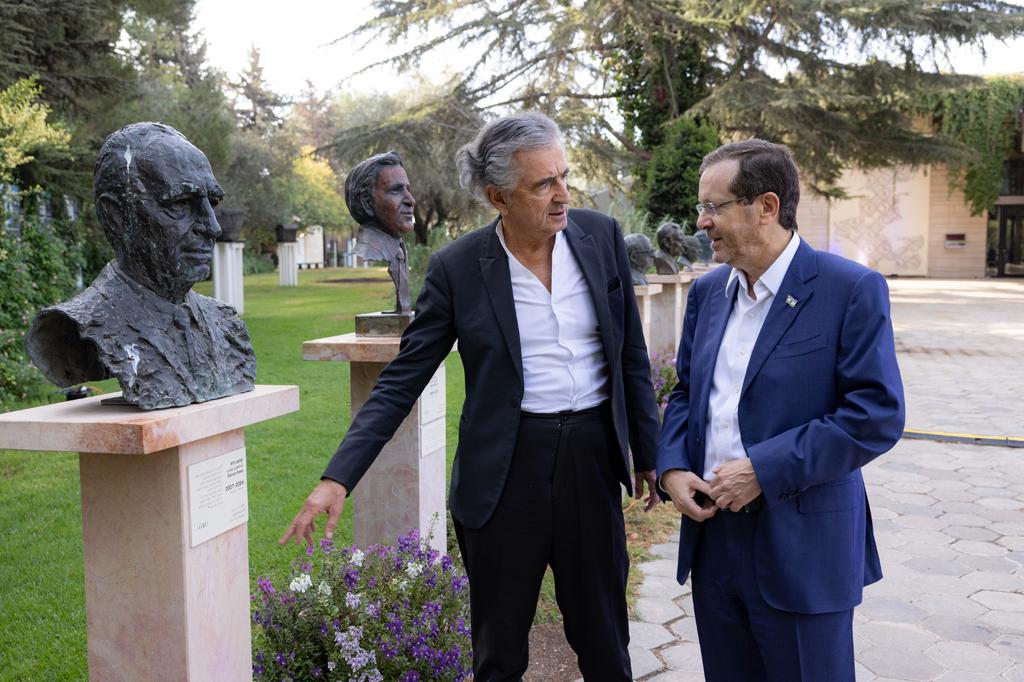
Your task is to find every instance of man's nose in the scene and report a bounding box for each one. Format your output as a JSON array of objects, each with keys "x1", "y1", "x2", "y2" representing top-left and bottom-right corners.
[
  {"x1": 696, "y1": 211, "x2": 713, "y2": 232},
  {"x1": 199, "y1": 197, "x2": 222, "y2": 238},
  {"x1": 403, "y1": 189, "x2": 415, "y2": 208},
  {"x1": 553, "y1": 177, "x2": 570, "y2": 204}
]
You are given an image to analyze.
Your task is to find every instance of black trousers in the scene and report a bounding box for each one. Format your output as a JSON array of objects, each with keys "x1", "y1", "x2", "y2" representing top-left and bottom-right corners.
[{"x1": 453, "y1": 404, "x2": 632, "y2": 682}]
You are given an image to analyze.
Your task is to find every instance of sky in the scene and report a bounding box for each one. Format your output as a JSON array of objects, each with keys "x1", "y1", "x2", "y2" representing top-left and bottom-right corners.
[{"x1": 195, "y1": 0, "x2": 1024, "y2": 100}]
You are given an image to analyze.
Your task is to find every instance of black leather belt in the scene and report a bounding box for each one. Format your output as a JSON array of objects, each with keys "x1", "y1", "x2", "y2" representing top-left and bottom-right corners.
[{"x1": 732, "y1": 496, "x2": 764, "y2": 514}]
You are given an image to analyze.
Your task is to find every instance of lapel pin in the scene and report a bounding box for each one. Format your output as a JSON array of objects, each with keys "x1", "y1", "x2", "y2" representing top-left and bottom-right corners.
[{"x1": 786, "y1": 295, "x2": 798, "y2": 308}]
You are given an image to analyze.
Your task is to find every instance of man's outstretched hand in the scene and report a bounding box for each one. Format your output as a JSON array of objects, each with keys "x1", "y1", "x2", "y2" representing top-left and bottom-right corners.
[{"x1": 279, "y1": 479, "x2": 349, "y2": 547}]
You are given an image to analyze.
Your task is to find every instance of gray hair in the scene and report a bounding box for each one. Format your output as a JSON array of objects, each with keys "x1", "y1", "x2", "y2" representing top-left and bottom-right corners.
[{"x1": 455, "y1": 112, "x2": 563, "y2": 204}]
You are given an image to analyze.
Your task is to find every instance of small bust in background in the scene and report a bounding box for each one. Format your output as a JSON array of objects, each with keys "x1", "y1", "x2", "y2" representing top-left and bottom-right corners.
[
  {"x1": 344, "y1": 152, "x2": 416, "y2": 315},
  {"x1": 654, "y1": 221, "x2": 684, "y2": 274},
  {"x1": 624, "y1": 232, "x2": 655, "y2": 285},
  {"x1": 24, "y1": 122, "x2": 256, "y2": 410}
]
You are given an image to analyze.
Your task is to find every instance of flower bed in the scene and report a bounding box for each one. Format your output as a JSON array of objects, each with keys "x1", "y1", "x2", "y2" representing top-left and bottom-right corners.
[{"x1": 252, "y1": 530, "x2": 471, "y2": 681}]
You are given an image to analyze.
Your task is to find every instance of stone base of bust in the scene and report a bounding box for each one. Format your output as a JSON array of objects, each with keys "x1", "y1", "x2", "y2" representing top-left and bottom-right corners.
[
  {"x1": 355, "y1": 311, "x2": 413, "y2": 337},
  {"x1": 646, "y1": 273, "x2": 693, "y2": 358},
  {"x1": 632, "y1": 283, "x2": 663, "y2": 356},
  {"x1": 213, "y1": 241, "x2": 245, "y2": 314},
  {"x1": 278, "y1": 242, "x2": 298, "y2": 287},
  {"x1": 303, "y1": 332, "x2": 448, "y2": 553},
  {"x1": 0, "y1": 385, "x2": 299, "y2": 681}
]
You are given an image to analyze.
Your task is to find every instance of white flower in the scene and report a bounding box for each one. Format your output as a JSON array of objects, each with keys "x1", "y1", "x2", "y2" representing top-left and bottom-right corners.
[
  {"x1": 289, "y1": 573, "x2": 312, "y2": 593},
  {"x1": 405, "y1": 562, "x2": 423, "y2": 578},
  {"x1": 351, "y1": 549, "x2": 365, "y2": 567},
  {"x1": 327, "y1": 661, "x2": 337, "y2": 672},
  {"x1": 317, "y1": 581, "x2": 332, "y2": 598},
  {"x1": 397, "y1": 579, "x2": 409, "y2": 592},
  {"x1": 345, "y1": 591, "x2": 361, "y2": 608}
]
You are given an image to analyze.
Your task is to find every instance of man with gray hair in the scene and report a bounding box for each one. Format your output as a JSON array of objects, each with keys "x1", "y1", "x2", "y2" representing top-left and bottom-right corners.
[{"x1": 283, "y1": 112, "x2": 660, "y2": 680}]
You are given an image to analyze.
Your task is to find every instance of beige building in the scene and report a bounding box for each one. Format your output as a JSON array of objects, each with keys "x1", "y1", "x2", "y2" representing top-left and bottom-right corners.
[{"x1": 795, "y1": 165, "x2": 987, "y2": 278}]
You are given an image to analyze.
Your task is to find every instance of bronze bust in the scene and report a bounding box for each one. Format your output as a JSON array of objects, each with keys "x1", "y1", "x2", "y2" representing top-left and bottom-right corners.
[
  {"x1": 24, "y1": 122, "x2": 256, "y2": 410},
  {"x1": 344, "y1": 152, "x2": 416, "y2": 315}
]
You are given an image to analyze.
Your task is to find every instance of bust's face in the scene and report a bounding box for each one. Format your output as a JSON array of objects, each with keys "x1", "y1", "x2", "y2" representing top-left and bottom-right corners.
[
  {"x1": 372, "y1": 165, "x2": 415, "y2": 236},
  {"x1": 127, "y1": 140, "x2": 224, "y2": 290}
]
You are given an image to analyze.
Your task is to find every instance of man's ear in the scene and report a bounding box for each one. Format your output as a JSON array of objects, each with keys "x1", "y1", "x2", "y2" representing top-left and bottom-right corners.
[
  {"x1": 485, "y1": 185, "x2": 509, "y2": 216},
  {"x1": 758, "y1": 192, "x2": 781, "y2": 225},
  {"x1": 95, "y1": 192, "x2": 123, "y2": 234}
]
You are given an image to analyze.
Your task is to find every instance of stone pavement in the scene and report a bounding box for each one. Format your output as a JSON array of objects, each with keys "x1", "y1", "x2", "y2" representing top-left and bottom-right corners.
[{"x1": 619, "y1": 279, "x2": 1024, "y2": 681}]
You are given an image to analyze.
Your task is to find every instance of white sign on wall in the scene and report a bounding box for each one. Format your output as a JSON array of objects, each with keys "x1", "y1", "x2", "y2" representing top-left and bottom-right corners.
[{"x1": 188, "y1": 447, "x2": 248, "y2": 547}]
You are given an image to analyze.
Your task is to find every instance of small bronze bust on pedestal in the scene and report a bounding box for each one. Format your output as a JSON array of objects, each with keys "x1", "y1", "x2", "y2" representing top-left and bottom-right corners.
[
  {"x1": 654, "y1": 221, "x2": 702, "y2": 274},
  {"x1": 24, "y1": 122, "x2": 256, "y2": 410},
  {"x1": 344, "y1": 152, "x2": 416, "y2": 318},
  {"x1": 624, "y1": 233, "x2": 655, "y2": 286}
]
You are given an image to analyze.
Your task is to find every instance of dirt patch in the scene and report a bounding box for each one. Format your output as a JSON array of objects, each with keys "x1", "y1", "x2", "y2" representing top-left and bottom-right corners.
[{"x1": 524, "y1": 622, "x2": 581, "y2": 681}]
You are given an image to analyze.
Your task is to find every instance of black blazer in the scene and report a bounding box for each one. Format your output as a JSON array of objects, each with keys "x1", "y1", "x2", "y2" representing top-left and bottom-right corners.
[{"x1": 323, "y1": 208, "x2": 660, "y2": 529}]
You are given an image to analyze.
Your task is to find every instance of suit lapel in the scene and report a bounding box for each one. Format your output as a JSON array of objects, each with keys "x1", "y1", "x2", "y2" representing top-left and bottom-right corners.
[
  {"x1": 563, "y1": 218, "x2": 616, "y2": 367},
  {"x1": 741, "y1": 240, "x2": 818, "y2": 395},
  {"x1": 478, "y1": 218, "x2": 524, "y2": 381}
]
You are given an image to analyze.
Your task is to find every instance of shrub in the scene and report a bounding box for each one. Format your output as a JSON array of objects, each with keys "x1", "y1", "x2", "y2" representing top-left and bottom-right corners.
[
  {"x1": 252, "y1": 529, "x2": 472, "y2": 681},
  {"x1": 650, "y1": 352, "x2": 678, "y2": 417}
]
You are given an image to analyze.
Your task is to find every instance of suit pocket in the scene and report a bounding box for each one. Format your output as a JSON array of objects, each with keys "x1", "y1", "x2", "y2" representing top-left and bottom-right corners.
[
  {"x1": 798, "y1": 476, "x2": 858, "y2": 513},
  {"x1": 774, "y1": 332, "x2": 828, "y2": 359},
  {"x1": 607, "y1": 276, "x2": 622, "y2": 293}
]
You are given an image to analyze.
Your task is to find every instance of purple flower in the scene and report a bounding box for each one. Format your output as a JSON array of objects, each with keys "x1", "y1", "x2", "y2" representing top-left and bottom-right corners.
[
  {"x1": 403, "y1": 671, "x2": 420, "y2": 681},
  {"x1": 344, "y1": 568, "x2": 360, "y2": 590},
  {"x1": 257, "y1": 577, "x2": 276, "y2": 595}
]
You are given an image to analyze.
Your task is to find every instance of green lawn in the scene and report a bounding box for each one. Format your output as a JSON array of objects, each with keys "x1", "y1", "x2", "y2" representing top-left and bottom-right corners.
[
  {"x1": 0, "y1": 267, "x2": 468, "y2": 681},
  {"x1": 0, "y1": 266, "x2": 675, "y2": 681}
]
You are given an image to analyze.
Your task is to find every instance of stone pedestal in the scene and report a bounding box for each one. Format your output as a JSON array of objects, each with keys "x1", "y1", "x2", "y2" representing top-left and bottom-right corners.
[
  {"x1": 0, "y1": 385, "x2": 299, "y2": 682},
  {"x1": 633, "y1": 283, "x2": 663, "y2": 355},
  {"x1": 303, "y1": 333, "x2": 449, "y2": 553},
  {"x1": 277, "y1": 242, "x2": 298, "y2": 287},
  {"x1": 646, "y1": 273, "x2": 693, "y2": 358},
  {"x1": 213, "y1": 241, "x2": 245, "y2": 314}
]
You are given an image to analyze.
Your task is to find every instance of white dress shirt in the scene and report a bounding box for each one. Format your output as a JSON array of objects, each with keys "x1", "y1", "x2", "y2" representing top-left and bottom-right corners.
[
  {"x1": 703, "y1": 232, "x2": 801, "y2": 480},
  {"x1": 496, "y1": 223, "x2": 609, "y2": 412}
]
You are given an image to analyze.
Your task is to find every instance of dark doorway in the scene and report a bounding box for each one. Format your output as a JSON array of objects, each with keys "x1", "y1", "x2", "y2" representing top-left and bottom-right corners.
[{"x1": 996, "y1": 205, "x2": 1024, "y2": 276}]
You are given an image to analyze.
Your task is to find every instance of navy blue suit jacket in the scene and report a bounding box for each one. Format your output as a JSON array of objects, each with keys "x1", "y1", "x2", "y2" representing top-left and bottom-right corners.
[
  {"x1": 656, "y1": 239, "x2": 905, "y2": 614},
  {"x1": 325, "y1": 209, "x2": 660, "y2": 529}
]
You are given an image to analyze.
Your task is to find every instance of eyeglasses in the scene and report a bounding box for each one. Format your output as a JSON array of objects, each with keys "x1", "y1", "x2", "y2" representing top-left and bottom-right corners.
[{"x1": 694, "y1": 196, "x2": 749, "y2": 217}]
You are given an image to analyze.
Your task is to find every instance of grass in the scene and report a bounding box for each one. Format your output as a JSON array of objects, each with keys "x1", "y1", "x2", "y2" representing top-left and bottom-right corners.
[{"x1": 0, "y1": 266, "x2": 678, "y2": 679}]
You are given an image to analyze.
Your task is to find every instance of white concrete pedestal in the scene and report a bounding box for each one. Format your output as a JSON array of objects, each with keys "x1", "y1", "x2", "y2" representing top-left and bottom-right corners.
[
  {"x1": 0, "y1": 385, "x2": 299, "y2": 681},
  {"x1": 633, "y1": 283, "x2": 663, "y2": 355},
  {"x1": 303, "y1": 333, "x2": 449, "y2": 553},
  {"x1": 213, "y1": 241, "x2": 245, "y2": 313},
  {"x1": 277, "y1": 242, "x2": 298, "y2": 287},
  {"x1": 646, "y1": 273, "x2": 693, "y2": 358}
]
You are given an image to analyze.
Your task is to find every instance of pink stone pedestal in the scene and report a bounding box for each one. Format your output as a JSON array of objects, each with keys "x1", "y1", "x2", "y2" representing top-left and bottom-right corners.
[
  {"x1": 646, "y1": 273, "x2": 693, "y2": 358},
  {"x1": 632, "y1": 283, "x2": 663, "y2": 354},
  {"x1": 0, "y1": 385, "x2": 299, "y2": 682},
  {"x1": 303, "y1": 333, "x2": 449, "y2": 553}
]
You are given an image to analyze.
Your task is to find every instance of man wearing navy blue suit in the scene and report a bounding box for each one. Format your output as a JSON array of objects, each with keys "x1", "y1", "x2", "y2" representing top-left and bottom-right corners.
[{"x1": 657, "y1": 139, "x2": 905, "y2": 681}]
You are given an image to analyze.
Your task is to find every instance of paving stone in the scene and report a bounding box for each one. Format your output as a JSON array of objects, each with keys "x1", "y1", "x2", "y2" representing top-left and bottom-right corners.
[
  {"x1": 668, "y1": 616, "x2": 699, "y2": 642},
  {"x1": 944, "y1": 525, "x2": 999, "y2": 542},
  {"x1": 899, "y1": 528, "x2": 955, "y2": 546},
  {"x1": 902, "y1": 557, "x2": 970, "y2": 577},
  {"x1": 920, "y1": 615, "x2": 997, "y2": 643},
  {"x1": 991, "y1": 634, "x2": 1024, "y2": 663},
  {"x1": 645, "y1": 672, "x2": 705, "y2": 682},
  {"x1": 892, "y1": 514, "x2": 948, "y2": 530},
  {"x1": 936, "y1": 673, "x2": 1010, "y2": 682},
  {"x1": 999, "y1": 536, "x2": 1024, "y2": 551},
  {"x1": 648, "y1": 542, "x2": 679, "y2": 560},
  {"x1": 859, "y1": 596, "x2": 929, "y2": 624},
  {"x1": 941, "y1": 513, "x2": 990, "y2": 527},
  {"x1": 859, "y1": 645, "x2": 943, "y2": 680},
  {"x1": 628, "y1": 644, "x2": 662, "y2": 679},
  {"x1": 901, "y1": 542, "x2": 961, "y2": 560},
  {"x1": 891, "y1": 492, "x2": 938, "y2": 506},
  {"x1": 992, "y1": 522, "x2": 1024, "y2": 536},
  {"x1": 911, "y1": 593, "x2": 987, "y2": 619},
  {"x1": 855, "y1": 660, "x2": 877, "y2": 681},
  {"x1": 965, "y1": 477, "x2": 1011, "y2": 488},
  {"x1": 910, "y1": 573, "x2": 977, "y2": 598},
  {"x1": 885, "y1": 480, "x2": 935, "y2": 494},
  {"x1": 958, "y1": 555, "x2": 1021, "y2": 573},
  {"x1": 658, "y1": 641, "x2": 704, "y2": 673},
  {"x1": 638, "y1": 575, "x2": 685, "y2": 600},
  {"x1": 978, "y1": 497, "x2": 1024, "y2": 511},
  {"x1": 979, "y1": 611, "x2": 1024, "y2": 635},
  {"x1": 972, "y1": 590, "x2": 1024, "y2": 612},
  {"x1": 628, "y1": 621, "x2": 674, "y2": 649},
  {"x1": 1005, "y1": 664, "x2": 1024, "y2": 681},
  {"x1": 635, "y1": 597, "x2": 684, "y2": 625},
  {"x1": 673, "y1": 593, "x2": 694, "y2": 617},
  {"x1": 925, "y1": 640, "x2": 1014, "y2": 674},
  {"x1": 971, "y1": 486, "x2": 1020, "y2": 498},
  {"x1": 953, "y1": 540, "x2": 1009, "y2": 557},
  {"x1": 857, "y1": 621, "x2": 939, "y2": 651},
  {"x1": 961, "y1": 571, "x2": 1024, "y2": 592},
  {"x1": 638, "y1": 559, "x2": 678, "y2": 578}
]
